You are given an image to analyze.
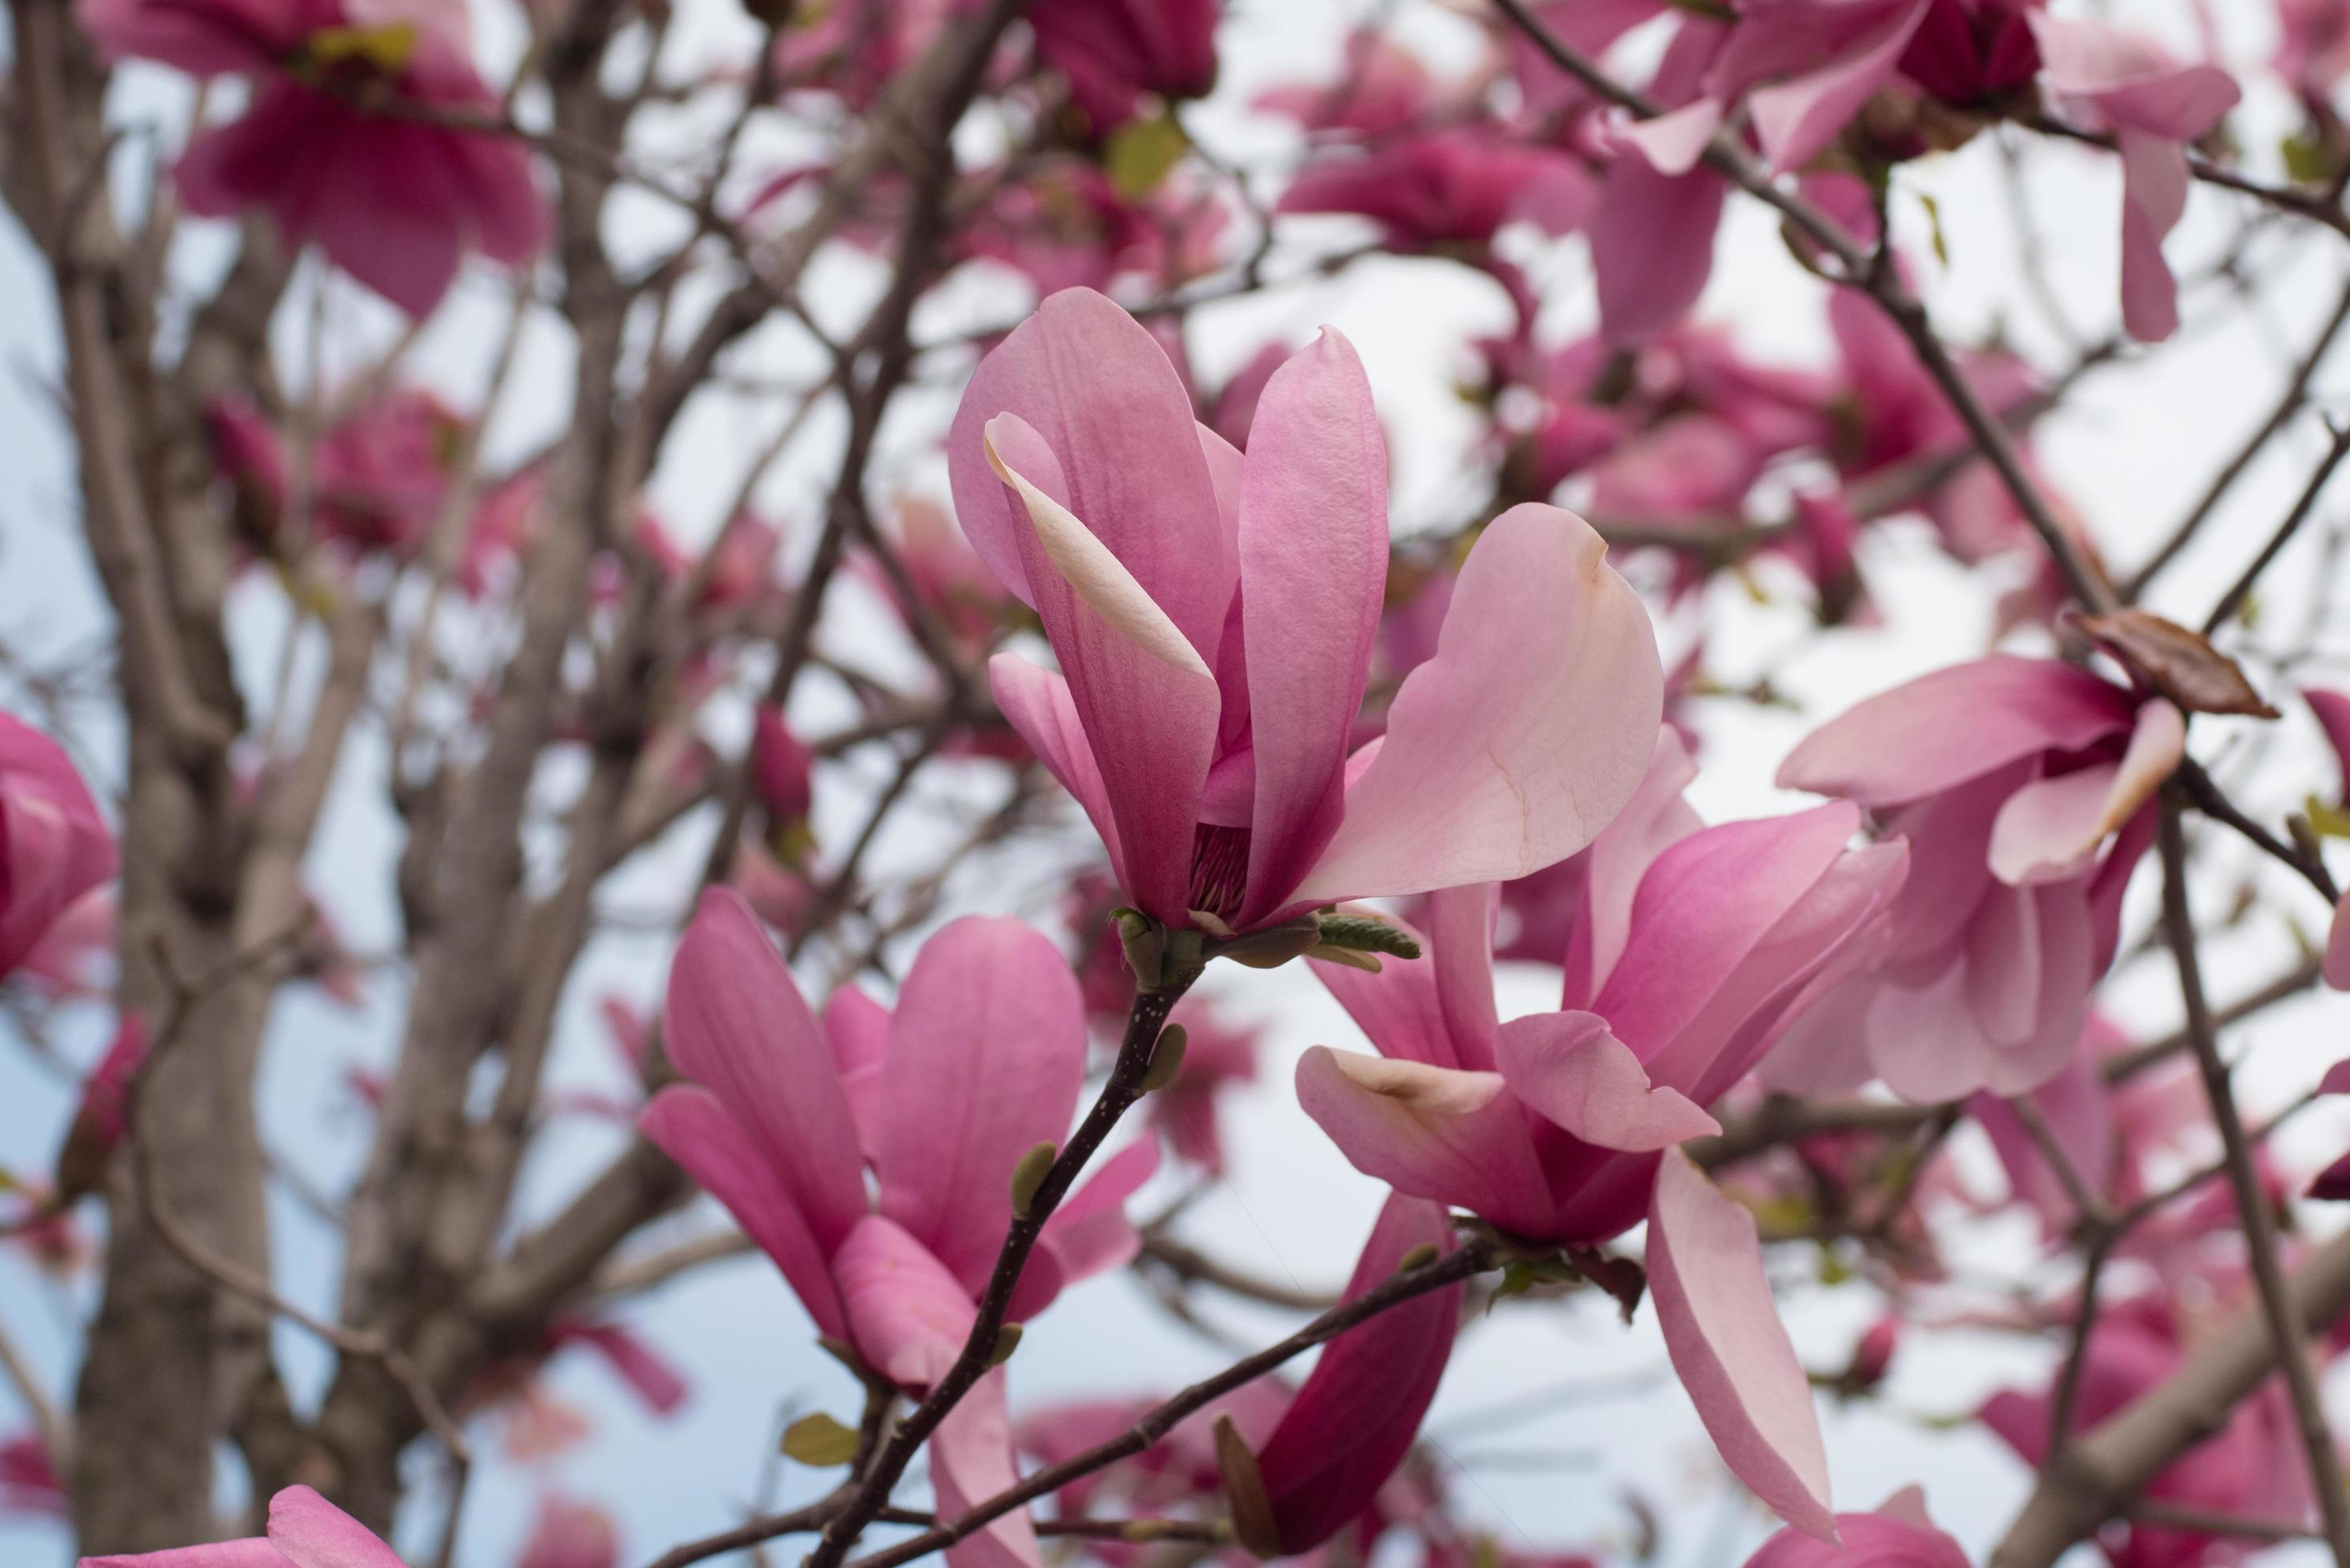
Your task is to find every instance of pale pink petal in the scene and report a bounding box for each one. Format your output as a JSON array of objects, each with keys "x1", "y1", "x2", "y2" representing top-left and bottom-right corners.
[
  {"x1": 1647, "y1": 1150, "x2": 1837, "y2": 1541},
  {"x1": 2116, "y1": 127, "x2": 2190, "y2": 343},
  {"x1": 987, "y1": 418, "x2": 1220, "y2": 922},
  {"x1": 933, "y1": 1370, "x2": 1043, "y2": 1568},
  {"x1": 1493, "y1": 1011, "x2": 1719, "y2": 1150},
  {"x1": 78, "y1": 1546, "x2": 289, "y2": 1568},
  {"x1": 987, "y1": 655, "x2": 1127, "y2": 886},
  {"x1": 664, "y1": 889, "x2": 867, "y2": 1254},
  {"x1": 1294, "y1": 1048, "x2": 1554, "y2": 1236},
  {"x1": 639, "y1": 1085, "x2": 849, "y2": 1341},
  {"x1": 875, "y1": 917, "x2": 1086, "y2": 1296},
  {"x1": 947, "y1": 288, "x2": 1235, "y2": 659},
  {"x1": 1776, "y1": 657, "x2": 2136, "y2": 808},
  {"x1": 835, "y1": 1216, "x2": 975, "y2": 1389},
  {"x1": 1617, "y1": 98, "x2": 1722, "y2": 176},
  {"x1": 1869, "y1": 882, "x2": 2096, "y2": 1101},
  {"x1": 1235, "y1": 330, "x2": 1391, "y2": 925},
  {"x1": 1253, "y1": 1196, "x2": 1461, "y2": 1553},
  {"x1": 1427, "y1": 882, "x2": 1502, "y2": 1070},
  {"x1": 1290, "y1": 504, "x2": 1662, "y2": 907},
  {"x1": 1988, "y1": 702, "x2": 2177, "y2": 886},
  {"x1": 2308, "y1": 688, "x2": 2350, "y2": 786},
  {"x1": 266, "y1": 1486, "x2": 408, "y2": 1568},
  {"x1": 1745, "y1": 2, "x2": 1930, "y2": 175}
]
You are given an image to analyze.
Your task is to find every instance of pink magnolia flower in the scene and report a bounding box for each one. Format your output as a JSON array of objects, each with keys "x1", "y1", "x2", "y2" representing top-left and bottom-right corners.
[
  {"x1": 15, "y1": 886, "x2": 116, "y2": 1001},
  {"x1": 1276, "y1": 128, "x2": 1593, "y2": 253},
  {"x1": 639, "y1": 890, "x2": 1156, "y2": 1568},
  {"x1": 0, "y1": 1430, "x2": 66, "y2": 1519},
  {"x1": 82, "y1": 0, "x2": 547, "y2": 314},
  {"x1": 1984, "y1": 1297, "x2": 2312, "y2": 1567},
  {"x1": 209, "y1": 390, "x2": 467, "y2": 560},
  {"x1": 1764, "y1": 656, "x2": 2182, "y2": 1101},
  {"x1": 1027, "y1": 0, "x2": 1219, "y2": 130},
  {"x1": 1743, "y1": 1486, "x2": 1968, "y2": 1566},
  {"x1": 2029, "y1": 14, "x2": 2240, "y2": 342},
  {"x1": 1255, "y1": 30, "x2": 1487, "y2": 138},
  {"x1": 1296, "y1": 730, "x2": 1909, "y2": 1538},
  {"x1": 751, "y1": 708, "x2": 816, "y2": 830},
  {"x1": 0, "y1": 714, "x2": 116, "y2": 981},
  {"x1": 517, "y1": 1494, "x2": 619, "y2": 1568},
  {"x1": 80, "y1": 1482, "x2": 404, "y2": 1567},
  {"x1": 1241, "y1": 1196, "x2": 1463, "y2": 1554},
  {"x1": 1703, "y1": 0, "x2": 1939, "y2": 177},
  {"x1": 949, "y1": 288, "x2": 1663, "y2": 932}
]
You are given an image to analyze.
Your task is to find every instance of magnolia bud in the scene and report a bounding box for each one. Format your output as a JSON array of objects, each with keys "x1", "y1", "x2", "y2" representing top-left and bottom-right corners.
[
  {"x1": 1141, "y1": 1025, "x2": 1189, "y2": 1092},
  {"x1": 1009, "y1": 1140, "x2": 1057, "y2": 1218},
  {"x1": 1213, "y1": 1414, "x2": 1281, "y2": 1559},
  {"x1": 988, "y1": 1322, "x2": 1023, "y2": 1365}
]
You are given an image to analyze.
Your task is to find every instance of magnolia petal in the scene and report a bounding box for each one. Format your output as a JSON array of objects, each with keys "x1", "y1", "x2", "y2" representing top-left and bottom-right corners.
[
  {"x1": 935, "y1": 1370, "x2": 1043, "y2": 1568},
  {"x1": 267, "y1": 1485, "x2": 408, "y2": 1568},
  {"x1": 1593, "y1": 158, "x2": 1727, "y2": 348},
  {"x1": 664, "y1": 889, "x2": 867, "y2": 1255},
  {"x1": 1290, "y1": 504, "x2": 1662, "y2": 906},
  {"x1": 1493, "y1": 1010, "x2": 1718, "y2": 1150},
  {"x1": 1254, "y1": 1195, "x2": 1461, "y2": 1554},
  {"x1": 988, "y1": 655, "x2": 1127, "y2": 886},
  {"x1": 1294, "y1": 1047, "x2": 1555, "y2": 1237},
  {"x1": 2328, "y1": 888, "x2": 2350, "y2": 991},
  {"x1": 986, "y1": 418, "x2": 1220, "y2": 922},
  {"x1": 875, "y1": 916, "x2": 1086, "y2": 1296},
  {"x1": 947, "y1": 287, "x2": 1233, "y2": 655},
  {"x1": 835, "y1": 1216, "x2": 975, "y2": 1390},
  {"x1": 1236, "y1": 330, "x2": 1391, "y2": 925},
  {"x1": 1777, "y1": 656, "x2": 2136, "y2": 808},
  {"x1": 640, "y1": 1085, "x2": 849, "y2": 1341},
  {"x1": 1647, "y1": 1149, "x2": 1837, "y2": 1541}
]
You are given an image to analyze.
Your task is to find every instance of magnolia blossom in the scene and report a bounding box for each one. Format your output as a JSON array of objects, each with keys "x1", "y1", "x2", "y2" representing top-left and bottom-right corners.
[
  {"x1": 949, "y1": 288, "x2": 1662, "y2": 933},
  {"x1": 1765, "y1": 656, "x2": 2182, "y2": 1102},
  {"x1": 2030, "y1": 14, "x2": 2240, "y2": 343},
  {"x1": 1742, "y1": 1487, "x2": 1968, "y2": 1566},
  {"x1": 1295, "y1": 730, "x2": 1908, "y2": 1538},
  {"x1": 1984, "y1": 1298, "x2": 2314, "y2": 1566},
  {"x1": 639, "y1": 891, "x2": 1155, "y2": 1568},
  {"x1": 82, "y1": 0, "x2": 546, "y2": 314},
  {"x1": 1, "y1": 714, "x2": 117, "y2": 980},
  {"x1": 1027, "y1": 0, "x2": 1219, "y2": 129},
  {"x1": 79, "y1": 1483, "x2": 403, "y2": 1566},
  {"x1": 1238, "y1": 1195, "x2": 1462, "y2": 1554},
  {"x1": 1275, "y1": 128, "x2": 1592, "y2": 252}
]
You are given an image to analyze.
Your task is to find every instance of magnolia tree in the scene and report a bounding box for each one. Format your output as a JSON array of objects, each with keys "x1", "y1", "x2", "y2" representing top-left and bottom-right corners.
[{"x1": 20, "y1": 0, "x2": 2350, "y2": 1564}]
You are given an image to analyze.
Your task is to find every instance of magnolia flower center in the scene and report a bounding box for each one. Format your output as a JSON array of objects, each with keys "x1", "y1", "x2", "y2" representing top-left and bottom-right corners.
[{"x1": 1187, "y1": 822, "x2": 1251, "y2": 922}]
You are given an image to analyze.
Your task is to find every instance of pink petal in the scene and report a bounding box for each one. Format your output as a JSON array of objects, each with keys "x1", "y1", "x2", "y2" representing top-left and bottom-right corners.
[
  {"x1": 2116, "y1": 127, "x2": 2190, "y2": 343},
  {"x1": 986, "y1": 417, "x2": 1221, "y2": 922},
  {"x1": 1492, "y1": 1011, "x2": 1719, "y2": 1150},
  {"x1": 1015, "y1": 1137, "x2": 1161, "y2": 1319},
  {"x1": 2308, "y1": 688, "x2": 2350, "y2": 787},
  {"x1": 1293, "y1": 1048, "x2": 1554, "y2": 1237},
  {"x1": 1870, "y1": 881, "x2": 2096, "y2": 1101},
  {"x1": 639, "y1": 1085, "x2": 849, "y2": 1341},
  {"x1": 266, "y1": 1486, "x2": 408, "y2": 1568},
  {"x1": 1592, "y1": 158, "x2": 1728, "y2": 348},
  {"x1": 1562, "y1": 726, "x2": 1703, "y2": 1005},
  {"x1": 1647, "y1": 1150, "x2": 1837, "y2": 1541},
  {"x1": 835, "y1": 1216, "x2": 975, "y2": 1389},
  {"x1": 1777, "y1": 657, "x2": 2136, "y2": 808},
  {"x1": 933, "y1": 1370, "x2": 1043, "y2": 1568},
  {"x1": 988, "y1": 655, "x2": 1127, "y2": 886},
  {"x1": 1987, "y1": 701, "x2": 2178, "y2": 886},
  {"x1": 0, "y1": 714, "x2": 117, "y2": 977},
  {"x1": 1744, "y1": 1, "x2": 1930, "y2": 175},
  {"x1": 1253, "y1": 1195, "x2": 1462, "y2": 1553},
  {"x1": 1235, "y1": 330, "x2": 1391, "y2": 925},
  {"x1": 1617, "y1": 98, "x2": 1722, "y2": 176},
  {"x1": 947, "y1": 288, "x2": 1235, "y2": 660},
  {"x1": 823, "y1": 983, "x2": 891, "y2": 1162},
  {"x1": 875, "y1": 916, "x2": 1085, "y2": 1296},
  {"x1": 663, "y1": 889, "x2": 867, "y2": 1254},
  {"x1": 78, "y1": 1546, "x2": 290, "y2": 1568},
  {"x1": 2328, "y1": 888, "x2": 2350, "y2": 991},
  {"x1": 1309, "y1": 884, "x2": 1497, "y2": 1072},
  {"x1": 1743, "y1": 1494, "x2": 1968, "y2": 1567},
  {"x1": 1291, "y1": 504, "x2": 1662, "y2": 907}
]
